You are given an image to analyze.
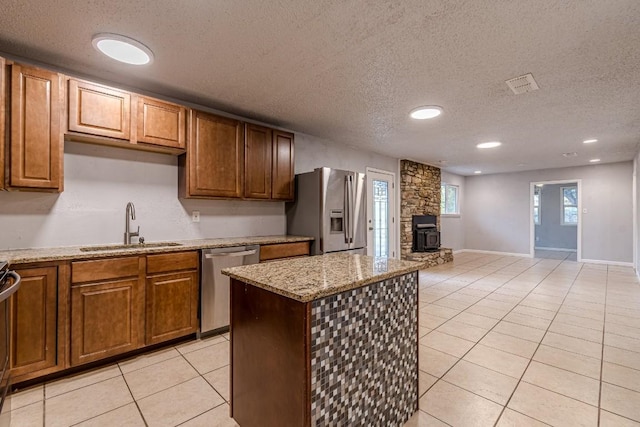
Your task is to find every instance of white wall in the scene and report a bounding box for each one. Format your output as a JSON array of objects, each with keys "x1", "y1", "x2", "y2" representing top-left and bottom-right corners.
[
  {"x1": 0, "y1": 142, "x2": 286, "y2": 250},
  {"x1": 440, "y1": 171, "x2": 465, "y2": 251},
  {"x1": 634, "y1": 152, "x2": 639, "y2": 272},
  {"x1": 294, "y1": 133, "x2": 398, "y2": 175},
  {"x1": 464, "y1": 161, "x2": 634, "y2": 263},
  {"x1": 0, "y1": 134, "x2": 401, "y2": 251}
]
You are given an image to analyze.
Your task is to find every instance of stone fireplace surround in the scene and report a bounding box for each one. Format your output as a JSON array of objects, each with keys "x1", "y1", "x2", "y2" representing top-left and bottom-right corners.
[{"x1": 400, "y1": 160, "x2": 453, "y2": 267}]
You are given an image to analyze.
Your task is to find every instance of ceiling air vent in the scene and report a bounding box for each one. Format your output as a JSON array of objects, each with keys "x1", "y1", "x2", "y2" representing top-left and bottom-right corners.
[{"x1": 506, "y1": 73, "x2": 539, "y2": 95}]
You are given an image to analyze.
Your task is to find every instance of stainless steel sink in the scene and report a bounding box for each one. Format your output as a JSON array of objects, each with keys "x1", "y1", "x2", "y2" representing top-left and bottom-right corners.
[{"x1": 79, "y1": 242, "x2": 183, "y2": 252}]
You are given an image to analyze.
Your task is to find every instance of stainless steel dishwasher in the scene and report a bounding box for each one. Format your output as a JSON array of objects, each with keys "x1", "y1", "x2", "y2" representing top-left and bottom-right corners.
[{"x1": 199, "y1": 245, "x2": 260, "y2": 337}]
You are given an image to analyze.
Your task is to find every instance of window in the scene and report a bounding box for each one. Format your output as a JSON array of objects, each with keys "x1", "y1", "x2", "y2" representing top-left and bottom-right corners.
[
  {"x1": 440, "y1": 184, "x2": 459, "y2": 215},
  {"x1": 533, "y1": 186, "x2": 541, "y2": 225},
  {"x1": 561, "y1": 186, "x2": 578, "y2": 225}
]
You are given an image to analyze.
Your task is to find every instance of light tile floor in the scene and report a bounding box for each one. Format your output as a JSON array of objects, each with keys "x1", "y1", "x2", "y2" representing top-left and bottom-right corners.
[{"x1": 9, "y1": 252, "x2": 640, "y2": 426}]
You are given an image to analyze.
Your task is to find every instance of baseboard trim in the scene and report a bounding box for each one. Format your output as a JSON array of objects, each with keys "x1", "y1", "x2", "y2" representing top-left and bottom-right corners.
[
  {"x1": 534, "y1": 247, "x2": 577, "y2": 252},
  {"x1": 457, "y1": 249, "x2": 532, "y2": 258},
  {"x1": 580, "y1": 258, "x2": 634, "y2": 267},
  {"x1": 452, "y1": 249, "x2": 465, "y2": 254}
]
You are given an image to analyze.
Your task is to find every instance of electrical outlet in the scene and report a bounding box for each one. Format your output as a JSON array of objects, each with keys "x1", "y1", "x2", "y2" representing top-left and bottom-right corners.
[
  {"x1": 583, "y1": 208, "x2": 588, "y2": 214},
  {"x1": 192, "y1": 211, "x2": 200, "y2": 223}
]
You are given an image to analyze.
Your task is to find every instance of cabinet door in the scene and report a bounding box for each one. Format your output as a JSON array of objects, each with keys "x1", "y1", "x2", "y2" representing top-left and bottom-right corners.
[
  {"x1": 146, "y1": 271, "x2": 198, "y2": 345},
  {"x1": 135, "y1": 96, "x2": 186, "y2": 149},
  {"x1": 71, "y1": 278, "x2": 144, "y2": 365},
  {"x1": 9, "y1": 266, "x2": 58, "y2": 377},
  {"x1": 0, "y1": 57, "x2": 5, "y2": 190},
  {"x1": 68, "y1": 79, "x2": 130, "y2": 140},
  {"x1": 187, "y1": 110, "x2": 244, "y2": 198},
  {"x1": 9, "y1": 64, "x2": 62, "y2": 190},
  {"x1": 244, "y1": 124, "x2": 272, "y2": 199},
  {"x1": 271, "y1": 131, "x2": 295, "y2": 200}
]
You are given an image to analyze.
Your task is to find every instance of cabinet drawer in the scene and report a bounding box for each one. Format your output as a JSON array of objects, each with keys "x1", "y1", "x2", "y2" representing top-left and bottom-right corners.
[
  {"x1": 72, "y1": 256, "x2": 140, "y2": 284},
  {"x1": 259, "y1": 242, "x2": 310, "y2": 262},
  {"x1": 146, "y1": 251, "x2": 198, "y2": 275}
]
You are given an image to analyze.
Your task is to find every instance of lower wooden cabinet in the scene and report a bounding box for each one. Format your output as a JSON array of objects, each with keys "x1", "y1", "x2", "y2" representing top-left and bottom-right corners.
[
  {"x1": 260, "y1": 241, "x2": 311, "y2": 262},
  {"x1": 70, "y1": 277, "x2": 145, "y2": 366},
  {"x1": 146, "y1": 271, "x2": 198, "y2": 345},
  {"x1": 68, "y1": 252, "x2": 198, "y2": 366},
  {"x1": 9, "y1": 266, "x2": 59, "y2": 377},
  {"x1": 145, "y1": 251, "x2": 199, "y2": 345}
]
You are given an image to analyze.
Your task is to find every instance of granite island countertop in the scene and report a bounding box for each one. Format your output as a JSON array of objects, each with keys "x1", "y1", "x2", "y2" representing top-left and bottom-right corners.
[
  {"x1": 0, "y1": 235, "x2": 314, "y2": 265},
  {"x1": 222, "y1": 253, "x2": 424, "y2": 302}
]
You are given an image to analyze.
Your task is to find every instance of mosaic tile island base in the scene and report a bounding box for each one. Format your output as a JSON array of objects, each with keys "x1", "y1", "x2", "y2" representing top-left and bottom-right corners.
[{"x1": 223, "y1": 253, "x2": 421, "y2": 427}]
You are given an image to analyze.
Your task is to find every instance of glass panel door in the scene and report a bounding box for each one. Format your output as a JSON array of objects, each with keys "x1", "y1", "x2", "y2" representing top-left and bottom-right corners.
[
  {"x1": 366, "y1": 169, "x2": 396, "y2": 258},
  {"x1": 372, "y1": 179, "x2": 389, "y2": 257}
]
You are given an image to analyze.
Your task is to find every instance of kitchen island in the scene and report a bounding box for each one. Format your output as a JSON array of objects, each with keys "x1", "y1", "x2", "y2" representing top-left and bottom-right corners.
[{"x1": 223, "y1": 253, "x2": 423, "y2": 427}]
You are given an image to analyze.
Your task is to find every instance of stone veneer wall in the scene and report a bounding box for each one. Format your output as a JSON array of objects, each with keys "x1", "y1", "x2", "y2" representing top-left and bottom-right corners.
[{"x1": 400, "y1": 160, "x2": 442, "y2": 260}]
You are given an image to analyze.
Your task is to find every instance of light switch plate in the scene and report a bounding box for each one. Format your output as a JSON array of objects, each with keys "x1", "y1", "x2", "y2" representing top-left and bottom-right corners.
[{"x1": 192, "y1": 211, "x2": 200, "y2": 222}]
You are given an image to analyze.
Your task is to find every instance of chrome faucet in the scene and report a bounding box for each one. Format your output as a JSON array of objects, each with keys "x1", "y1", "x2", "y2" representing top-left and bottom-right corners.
[{"x1": 124, "y1": 202, "x2": 140, "y2": 244}]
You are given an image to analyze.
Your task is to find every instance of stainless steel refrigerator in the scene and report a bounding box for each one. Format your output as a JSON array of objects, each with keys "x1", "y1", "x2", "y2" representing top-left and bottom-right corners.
[{"x1": 286, "y1": 167, "x2": 366, "y2": 255}]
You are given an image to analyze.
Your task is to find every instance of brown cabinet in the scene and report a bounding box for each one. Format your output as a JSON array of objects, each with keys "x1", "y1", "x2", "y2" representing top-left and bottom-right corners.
[
  {"x1": 134, "y1": 96, "x2": 187, "y2": 149},
  {"x1": 244, "y1": 124, "x2": 272, "y2": 199},
  {"x1": 180, "y1": 110, "x2": 244, "y2": 198},
  {"x1": 271, "y1": 130, "x2": 295, "y2": 201},
  {"x1": 9, "y1": 266, "x2": 60, "y2": 378},
  {"x1": 244, "y1": 126, "x2": 294, "y2": 201},
  {"x1": 8, "y1": 63, "x2": 63, "y2": 191},
  {"x1": 0, "y1": 57, "x2": 5, "y2": 190},
  {"x1": 67, "y1": 79, "x2": 131, "y2": 140},
  {"x1": 260, "y1": 241, "x2": 310, "y2": 262},
  {"x1": 145, "y1": 251, "x2": 199, "y2": 345},
  {"x1": 70, "y1": 257, "x2": 145, "y2": 366}
]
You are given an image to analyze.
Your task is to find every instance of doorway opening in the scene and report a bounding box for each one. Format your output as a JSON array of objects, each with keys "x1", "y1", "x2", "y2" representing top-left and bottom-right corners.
[
  {"x1": 366, "y1": 168, "x2": 397, "y2": 258},
  {"x1": 530, "y1": 179, "x2": 582, "y2": 261}
]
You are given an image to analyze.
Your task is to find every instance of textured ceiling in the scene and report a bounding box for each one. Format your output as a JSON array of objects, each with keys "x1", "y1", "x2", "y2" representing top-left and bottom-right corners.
[{"x1": 0, "y1": 1, "x2": 639, "y2": 175}]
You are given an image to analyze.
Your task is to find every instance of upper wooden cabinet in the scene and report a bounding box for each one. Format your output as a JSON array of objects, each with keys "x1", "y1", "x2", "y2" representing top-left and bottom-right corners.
[
  {"x1": 179, "y1": 110, "x2": 244, "y2": 198},
  {"x1": 271, "y1": 130, "x2": 295, "y2": 201},
  {"x1": 134, "y1": 95, "x2": 187, "y2": 149},
  {"x1": 66, "y1": 79, "x2": 187, "y2": 154},
  {"x1": 68, "y1": 79, "x2": 131, "y2": 140},
  {"x1": 244, "y1": 125, "x2": 295, "y2": 201},
  {"x1": 244, "y1": 124, "x2": 272, "y2": 199},
  {"x1": 8, "y1": 63, "x2": 63, "y2": 191}
]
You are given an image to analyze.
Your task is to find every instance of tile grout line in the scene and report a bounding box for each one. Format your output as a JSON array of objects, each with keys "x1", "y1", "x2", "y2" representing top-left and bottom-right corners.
[
  {"x1": 596, "y1": 265, "x2": 610, "y2": 427},
  {"x1": 420, "y1": 256, "x2": 563, "y2": 409},
  {"x1": 491, "y1": 260, "x2": 586, "y2": 427},
  {"x1": 117, "y1": 363, "x2": 150, "y2": 427}
]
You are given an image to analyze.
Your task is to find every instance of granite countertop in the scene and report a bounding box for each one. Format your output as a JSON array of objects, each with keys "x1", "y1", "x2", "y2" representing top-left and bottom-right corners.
[
  {"x1": 0, "y1": 235, "x2": 314, "y2": 265},
  {"x1": 222, "y1": 253, "x2": 423, "y2": 302}
]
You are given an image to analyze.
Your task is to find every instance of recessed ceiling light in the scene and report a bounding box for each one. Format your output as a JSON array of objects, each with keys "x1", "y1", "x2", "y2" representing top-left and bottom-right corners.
[
  {"x1": 583, "y1": 139, "x2": 598, "y2": 144},
  {"x1": 562, "y1": 152, "x2": 578, "y2": 158},
  {"x1": 589, "y1": 158, "x2": 601, "y2": 163},
  {"x1": 92, "y1": 33, "x2": 154, "y2": 65},
  {"x1": 477, "y1": 141, "x2": 502, "y2": 149},
  {"x1": 409, "y1": 106, "x2": 443, "y2": 120},
  {"x1": 474, "y1": 170, "x2": 482, "y2": 174}
]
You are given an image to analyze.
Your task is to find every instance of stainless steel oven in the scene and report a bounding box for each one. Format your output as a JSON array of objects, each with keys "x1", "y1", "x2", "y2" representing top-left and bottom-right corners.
[{"x1": 0, "y1": 262, "x2": 22, "y2": 427}]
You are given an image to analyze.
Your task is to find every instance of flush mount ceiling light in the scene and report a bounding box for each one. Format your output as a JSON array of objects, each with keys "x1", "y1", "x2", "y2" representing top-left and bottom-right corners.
[
  {"x1": 474, "y1": 170, "x2": 482, "y2": 174},
  {"x1": 476, "y1": 141, "x2": 502, "y2": 149},
  {"x1": 583, "y1": 139, "x2": 598, "y2": 144},
  {"x1": 92, "y1": 33, "x2": 154, "y2": 65},
  {"x1": 590, "y1": 158, "x2": 601, "y2": 163},
  {"x1": 409, "y1": 106, "x2": 443, "y2": 120}
]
